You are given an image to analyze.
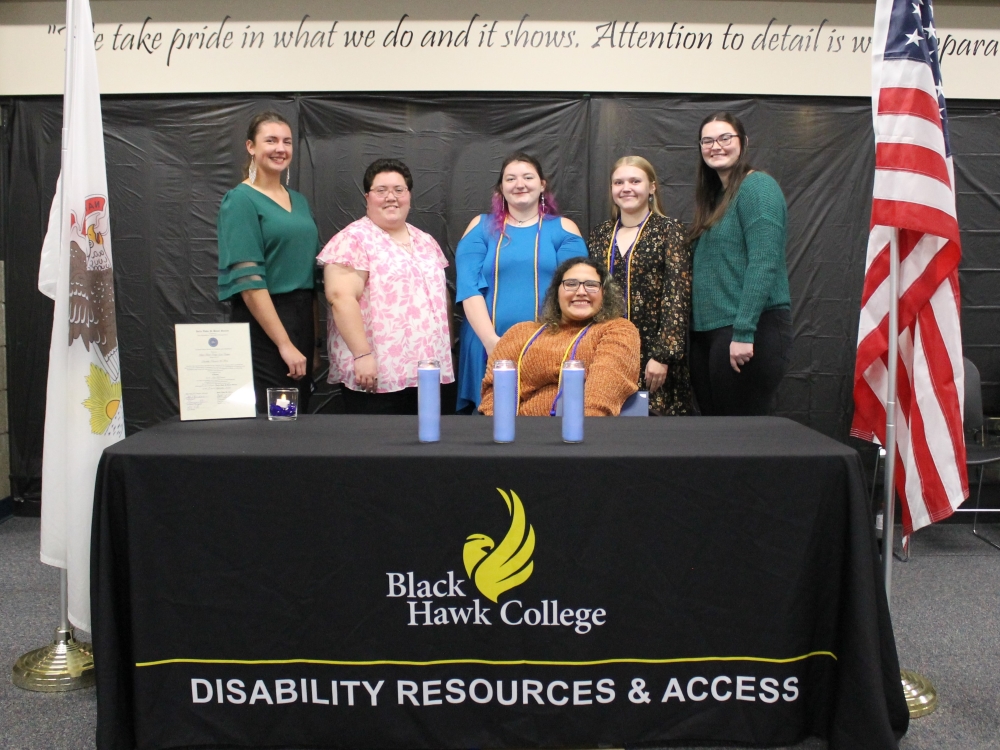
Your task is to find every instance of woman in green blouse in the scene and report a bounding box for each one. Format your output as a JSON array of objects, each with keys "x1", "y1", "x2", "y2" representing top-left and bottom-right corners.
[
  {"x1": 217, "y1": 111, "x2": 319, "y2": 413},
  {"x1": 688, "y1": 111, "x2": 792, "y2": 416}
]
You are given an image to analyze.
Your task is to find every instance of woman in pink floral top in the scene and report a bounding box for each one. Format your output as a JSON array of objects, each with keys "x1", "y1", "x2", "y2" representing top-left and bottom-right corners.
[{"x1": 318, "y1": 159, "x2": 455, "y2": 414}]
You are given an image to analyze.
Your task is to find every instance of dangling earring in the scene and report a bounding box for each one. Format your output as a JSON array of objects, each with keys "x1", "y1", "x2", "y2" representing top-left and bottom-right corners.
[
  {"x1": 248, "y1": 156, "x2": 257, "y2": 185},
  {"x1": 540, "y1": 193, "x2": 546, "y2": 214},
  {"x1": 285, "y1": 167, "x2": 290, "y2": 187}
]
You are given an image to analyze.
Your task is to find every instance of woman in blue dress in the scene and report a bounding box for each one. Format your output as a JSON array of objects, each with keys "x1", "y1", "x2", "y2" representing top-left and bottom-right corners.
[{"x1": 455, "y1": 152, "x2": 588, "y2": 412}]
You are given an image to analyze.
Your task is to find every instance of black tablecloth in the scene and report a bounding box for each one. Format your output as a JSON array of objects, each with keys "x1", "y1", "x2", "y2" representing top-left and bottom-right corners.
[{"x1": 92, "y1": 415, "x2": 907, "y2": 750}]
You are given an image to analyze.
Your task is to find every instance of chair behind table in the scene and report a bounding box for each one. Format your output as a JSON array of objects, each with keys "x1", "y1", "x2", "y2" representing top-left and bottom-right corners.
[{"x1": 553, "y1": 391, "x2": 649, "y2": 417}]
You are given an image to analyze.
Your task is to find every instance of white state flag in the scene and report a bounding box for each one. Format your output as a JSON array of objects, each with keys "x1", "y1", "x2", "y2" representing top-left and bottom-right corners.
[{"x1": 38, "y1": 0, "x2": 124, "y2": 631}]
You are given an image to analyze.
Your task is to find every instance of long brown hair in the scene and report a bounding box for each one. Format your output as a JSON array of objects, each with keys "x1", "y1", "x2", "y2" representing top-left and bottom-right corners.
[
  {"x1": 688, "y1": 112, "x2": 753, "y2": 241},
  {"x1": 243, "y1": 111, "x2": 292, "y2": 180},
  {"x1": 608, "y1": 156, "x2": 665, "y2": 220},
  {"x1": 539, "y1": 256, "x2": 625, "y2": 331}
]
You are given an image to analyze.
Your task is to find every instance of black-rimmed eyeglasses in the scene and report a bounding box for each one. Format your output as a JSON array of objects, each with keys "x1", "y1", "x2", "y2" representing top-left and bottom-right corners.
[
  {"x1": 561, "y1": 279, "x2": 602, "y2": 293},
  {"x1": 699, "y1": 133, "x2": 739, "y2": 148}
]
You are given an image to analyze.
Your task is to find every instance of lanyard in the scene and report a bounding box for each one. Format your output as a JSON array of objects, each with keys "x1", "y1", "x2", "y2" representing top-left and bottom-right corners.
[
  {"x1": 604, "y1": 212, "x2": 651, "y2": 321},
  {"x1": 515, "y1": 324, "x2": 592, "y2": 416},
  {"x1": 491, "y1": 218, "x2": 542, "y2": 324}
]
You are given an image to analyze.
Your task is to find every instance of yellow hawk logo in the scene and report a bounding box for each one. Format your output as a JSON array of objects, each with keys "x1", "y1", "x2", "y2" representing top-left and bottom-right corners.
[{"x1": 464, "y1": 489, "x2": 535, "y2": 603}]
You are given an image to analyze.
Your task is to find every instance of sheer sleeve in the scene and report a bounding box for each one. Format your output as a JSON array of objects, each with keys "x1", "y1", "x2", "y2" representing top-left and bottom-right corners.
[{"x1": 217, "y1": 189, "x2": 267, "y2": 300}]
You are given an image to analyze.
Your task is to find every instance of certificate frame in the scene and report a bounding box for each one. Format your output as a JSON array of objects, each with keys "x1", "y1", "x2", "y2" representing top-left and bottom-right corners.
[{"x1": 175, "y1": 323, "x2": 257, "y2": 421}]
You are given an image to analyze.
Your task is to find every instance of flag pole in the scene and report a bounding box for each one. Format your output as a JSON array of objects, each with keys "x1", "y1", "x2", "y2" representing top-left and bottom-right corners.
[
  {"x1": 11, "y1": 0, "x2": 95, "y2": 694},
  {"x1": 882, "y1": 228, "x2": 900, "y2": 601},
  {"x1": 881, "y1": 227, "x2": 938, "y2": 718}
]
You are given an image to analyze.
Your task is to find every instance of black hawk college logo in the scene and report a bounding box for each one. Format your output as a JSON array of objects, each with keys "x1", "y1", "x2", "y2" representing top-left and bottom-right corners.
[{"x1": 464, "y1": 489, "x2": 536, "y2": 602}]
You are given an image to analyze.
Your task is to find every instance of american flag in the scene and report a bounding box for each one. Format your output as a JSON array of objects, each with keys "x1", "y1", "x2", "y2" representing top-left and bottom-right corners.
[{"x1": 852, "y1": 0, "x2": 968, "y2": 535}]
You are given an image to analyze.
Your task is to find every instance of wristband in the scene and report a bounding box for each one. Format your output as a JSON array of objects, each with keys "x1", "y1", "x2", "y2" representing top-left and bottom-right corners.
[{"x1": 354, "y1": 351, "x2": 373, "y2": 361}]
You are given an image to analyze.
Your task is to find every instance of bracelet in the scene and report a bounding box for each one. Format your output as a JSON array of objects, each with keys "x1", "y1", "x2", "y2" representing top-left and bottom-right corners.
[{"x1": 354, "y1": 351, "x2": 373, "y2": 361}]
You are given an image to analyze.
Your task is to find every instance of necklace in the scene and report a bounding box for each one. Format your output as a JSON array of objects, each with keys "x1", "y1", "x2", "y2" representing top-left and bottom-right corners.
[
  {"x1": 490, "y1": 217, "x2": 542, "y2": 324},
  {"x1": 511, "y1": 213, "x2": 539, "y2": 226},
  {"x1": 515, "y1": 324, "x2": 592, "y2": 416},
  {"x1": 605, "y1": 211, "x2": 652, "y2": 321}
]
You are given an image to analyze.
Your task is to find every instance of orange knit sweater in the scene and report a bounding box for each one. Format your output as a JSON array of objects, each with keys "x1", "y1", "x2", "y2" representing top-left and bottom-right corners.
[{"x1": 480, "y1": 318, "x2": 641, "y2": 417}]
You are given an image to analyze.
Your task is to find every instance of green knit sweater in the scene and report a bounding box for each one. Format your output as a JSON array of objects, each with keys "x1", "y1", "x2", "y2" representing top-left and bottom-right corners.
[{"x1": 691, "y1": 172, "x2": 791, "y2": 343}]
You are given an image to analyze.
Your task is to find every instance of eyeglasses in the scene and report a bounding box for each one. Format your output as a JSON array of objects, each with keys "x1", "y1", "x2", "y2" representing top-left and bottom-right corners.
[
  {"x1": 699, "y1": 133, "x2": 739, "y2": 148},
  {"x1": 561, "y1": 279, "x2": 602, "y2": 293},
  {"x1": 370, "y1": 186, "x2": 409, "y2": 196}
]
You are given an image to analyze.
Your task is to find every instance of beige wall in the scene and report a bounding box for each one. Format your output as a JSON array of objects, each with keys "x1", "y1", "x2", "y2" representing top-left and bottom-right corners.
[{"x1": 0, "y1": 1, "x2": 999, "y2": 97}]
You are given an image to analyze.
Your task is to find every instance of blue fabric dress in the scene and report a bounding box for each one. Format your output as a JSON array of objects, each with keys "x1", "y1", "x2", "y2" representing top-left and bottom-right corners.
[{"x1": 455, "y1": 215, "x2": 588, "y2": 411}]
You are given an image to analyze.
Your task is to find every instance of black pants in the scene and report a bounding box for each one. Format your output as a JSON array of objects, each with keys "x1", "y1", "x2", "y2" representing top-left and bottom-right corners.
[
  {"x1": 690, "y1": 308, "x2": 792, "y2": 416},
  {"x1": 230, "y1": 289, "x2": 314, "y2": 415},
  {"x1": 340, "y1": 386, "x2": 419, "y2": 415}
]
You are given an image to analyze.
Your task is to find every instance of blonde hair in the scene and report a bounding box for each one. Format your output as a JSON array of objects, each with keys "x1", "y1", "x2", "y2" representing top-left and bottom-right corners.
[{"x1": 609, "y1": 156, "x2": 665, "y2": 221}]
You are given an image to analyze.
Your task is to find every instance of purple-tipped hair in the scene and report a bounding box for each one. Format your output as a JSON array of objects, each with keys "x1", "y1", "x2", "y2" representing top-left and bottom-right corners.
[{"x1": 488, "y1": 189, "x2": 561, "y2": 234}]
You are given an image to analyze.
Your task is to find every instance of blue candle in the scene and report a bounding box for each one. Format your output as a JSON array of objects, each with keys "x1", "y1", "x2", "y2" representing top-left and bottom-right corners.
[
  {"x1": 561, "y1": 360, "x2": 585, "y2": 443},
  {"x1": 417, "y1": 359, "x2": 441, "y2": 443},
  {"x1": 493, "y1": 360, "x2": 517, "y2": 443}
]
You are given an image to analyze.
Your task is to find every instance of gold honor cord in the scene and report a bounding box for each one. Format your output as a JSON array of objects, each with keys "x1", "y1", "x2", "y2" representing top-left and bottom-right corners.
[
  {"x1": 514, "y1": 324, "x2": 591, "y2": 416},
  {"x1": 605, "y1": 212, "x2": 652, "y2": 321},
  {"x1": 490, "y1": 217, "x2": 542, "y2": 325},
  {"x1": 136, "y1": 651, "x2": 837, "y2": 668}
]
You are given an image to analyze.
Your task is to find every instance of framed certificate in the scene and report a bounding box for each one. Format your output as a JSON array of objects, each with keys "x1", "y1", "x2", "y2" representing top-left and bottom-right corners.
[{"x1": 175, "y1": 324, "x2": 256, "y2": 421}]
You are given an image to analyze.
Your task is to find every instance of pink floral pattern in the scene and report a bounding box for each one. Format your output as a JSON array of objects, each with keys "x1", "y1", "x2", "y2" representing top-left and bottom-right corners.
[{"x1": 317, "y1": 217, "x2": 455, "y2": 392}]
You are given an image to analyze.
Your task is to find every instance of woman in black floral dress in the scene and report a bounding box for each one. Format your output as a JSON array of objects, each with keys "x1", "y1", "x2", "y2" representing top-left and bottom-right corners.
[{"x1": 588, "y1": 156, "x2": 693, "y2": 415}]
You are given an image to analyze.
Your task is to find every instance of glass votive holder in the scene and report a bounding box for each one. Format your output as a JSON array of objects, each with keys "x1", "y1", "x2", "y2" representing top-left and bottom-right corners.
[{"x1": 267, "y1": 388, "x2": 298, "y2": 421}]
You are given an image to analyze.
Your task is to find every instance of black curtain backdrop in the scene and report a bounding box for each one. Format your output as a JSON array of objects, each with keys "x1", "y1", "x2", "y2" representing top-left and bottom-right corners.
[{"x1": 2, "y1": 93, "x2": 999, "y2": 496}]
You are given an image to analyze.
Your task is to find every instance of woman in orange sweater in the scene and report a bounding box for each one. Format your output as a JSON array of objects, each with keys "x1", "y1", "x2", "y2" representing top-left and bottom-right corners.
[{"x1": 480, "y1": 257, "x2": 640, "y2": 416}]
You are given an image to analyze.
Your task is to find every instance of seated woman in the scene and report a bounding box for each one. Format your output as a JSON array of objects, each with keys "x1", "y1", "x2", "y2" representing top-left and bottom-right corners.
[{"x1": 480, "y1": 257, "x2": 640, "y2": 417}]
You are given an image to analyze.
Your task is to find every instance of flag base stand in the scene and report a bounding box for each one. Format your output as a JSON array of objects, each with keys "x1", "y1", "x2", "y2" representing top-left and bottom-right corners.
[
  {"x1": 12, "y1": 625, "x2": 95, "y2": 692},
  {"x1": 900, "y1": 669, "x2": 938, "y2": 718}
]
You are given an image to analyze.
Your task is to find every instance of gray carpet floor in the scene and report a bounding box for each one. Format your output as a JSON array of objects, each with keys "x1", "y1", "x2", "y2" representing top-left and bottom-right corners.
[{"x1": 1, "y1": 516, "x2": 998, "y2": 750}]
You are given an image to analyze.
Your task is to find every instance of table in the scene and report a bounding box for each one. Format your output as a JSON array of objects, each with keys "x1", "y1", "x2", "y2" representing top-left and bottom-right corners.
[{"x1": 92, "y1": 416, "x2": 908, "y2": 750}]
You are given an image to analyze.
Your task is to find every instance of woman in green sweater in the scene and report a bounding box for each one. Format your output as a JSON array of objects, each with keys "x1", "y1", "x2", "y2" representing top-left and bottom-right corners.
[
  {"x1": 217, "y1": 111, "x2": 319, "y2": 413},
  {"x1": 688, "y1": 112, "x2": 792, "y2": 416}
]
